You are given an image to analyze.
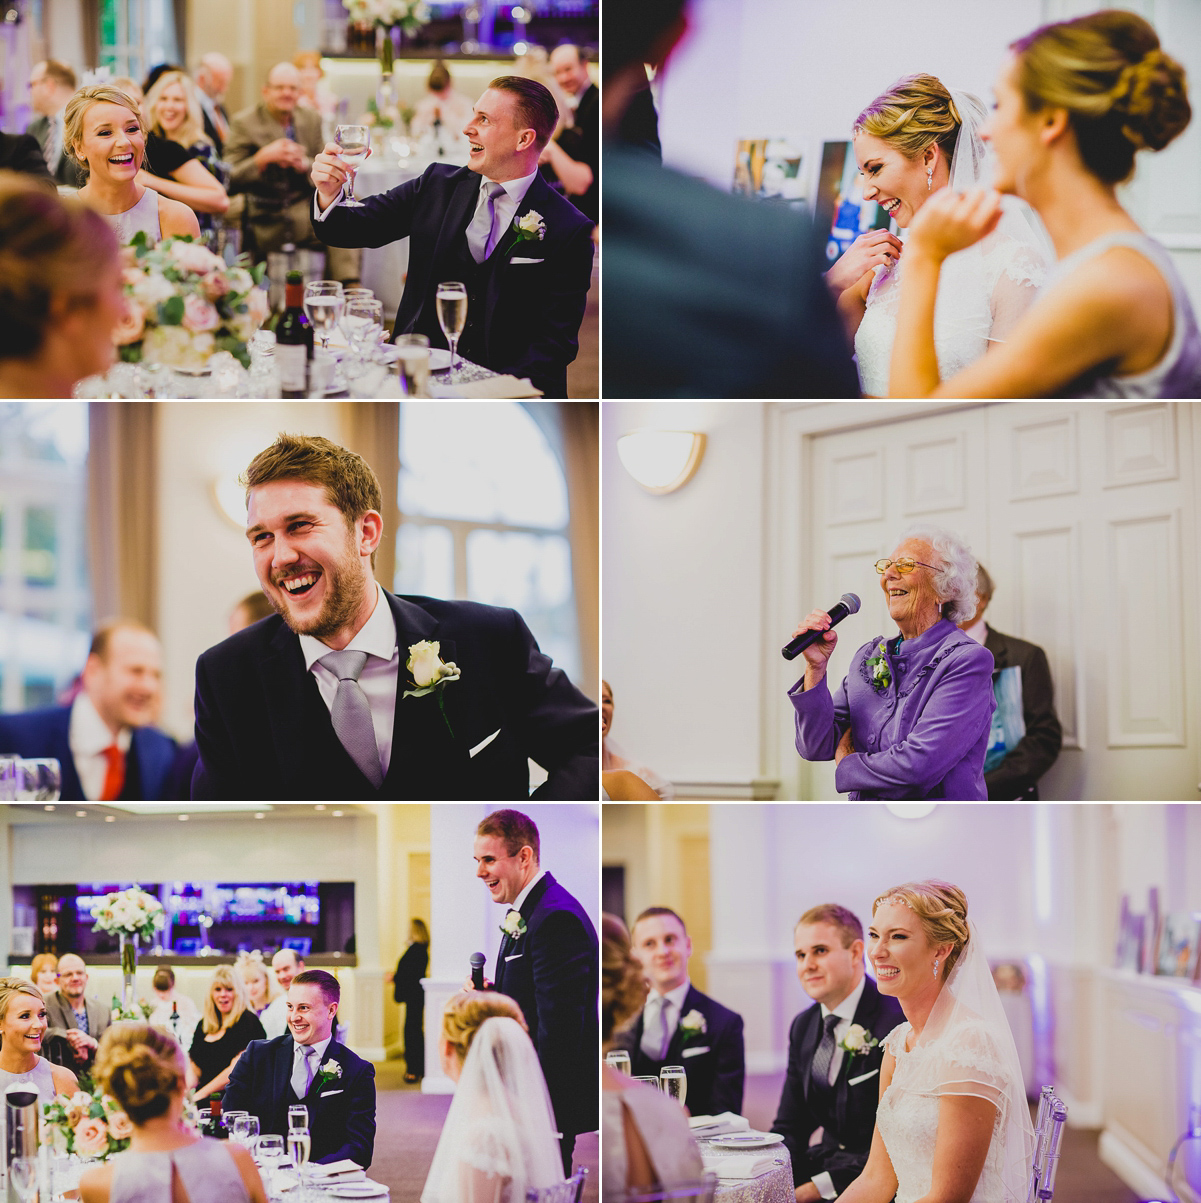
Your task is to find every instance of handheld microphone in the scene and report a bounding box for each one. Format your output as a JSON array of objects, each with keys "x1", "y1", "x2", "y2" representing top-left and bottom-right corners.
[
  {"x1": 781, "y1": 593, "x2": 861, "y2": 660},
  {"x1": 469, "y1": 951, "x2": 486, "y2": 990}
]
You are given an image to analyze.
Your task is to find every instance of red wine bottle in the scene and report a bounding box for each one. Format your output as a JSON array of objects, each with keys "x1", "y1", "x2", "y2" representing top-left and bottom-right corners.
[{"x1": 276, "y1": 269, "x2": 313, "y2": 397}]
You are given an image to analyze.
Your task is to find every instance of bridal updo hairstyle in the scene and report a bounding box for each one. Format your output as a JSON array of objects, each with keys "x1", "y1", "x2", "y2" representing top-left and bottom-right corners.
[
  {"x1": 874, "y1": 880, "x2": 970, "y2": 983},
  {"x1": 94, "y1": 1023, "x2": 184, "y2": 1124},
  {"x1": 854, "y1": 74, "x2": 961, "y2": 165},
  {"x1": 63, "y1": 84, "x2": 147, "y2": 180},
  {"x1": 1011, "y1": 9, "x2": 1190, "y2": 184},
  {"x1": 441, "y1": 991, "x2": 525, "y2": 1066},
  {"x1": 602, "y1": 913, "x2": 648, "y2": 1045}
]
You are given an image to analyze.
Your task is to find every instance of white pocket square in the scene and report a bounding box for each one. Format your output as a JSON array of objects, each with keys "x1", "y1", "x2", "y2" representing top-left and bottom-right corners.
[
  {"x1": 511, "y1": 256, "x2": 544, "y2": 265},
  {"x1": 320, "y1": 1089, "x2": 344, "y2": 1097},
  {"x1": 848, "y1": 1069, "x2": 879, "y2": 1086},
  {"x1": 505, "y1": 953, "x2": 523, "y2": 962},
  {"x1": 470, "y1": 729, "x2": 501, "y2": 758},
  {"x1": 682, "y1": 1045, "x2": 710, "y2": 1058}
]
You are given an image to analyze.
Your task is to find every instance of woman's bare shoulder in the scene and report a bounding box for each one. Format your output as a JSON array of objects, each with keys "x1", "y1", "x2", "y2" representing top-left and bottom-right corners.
[{"x1": 157, "y1": 193, "x2": 201, "y2": 238}]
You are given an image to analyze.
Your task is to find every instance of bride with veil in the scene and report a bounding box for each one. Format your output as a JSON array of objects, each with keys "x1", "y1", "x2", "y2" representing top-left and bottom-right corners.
[
  {"x1": 837, "y1": 881, "x2": 1034, "y2": 1203},
  {"x1": 422, "y1": 992, "x2": 564, "y2": 1203}
]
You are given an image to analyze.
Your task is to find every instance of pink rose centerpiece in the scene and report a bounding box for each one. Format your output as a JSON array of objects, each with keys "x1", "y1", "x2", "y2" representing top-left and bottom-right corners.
[
  {"x1": 118, "y1": 232, "x2": 269, "y2": 371},
  {"x1": 43, "y1": 1090, "x2": 133, "y2": 1160}
]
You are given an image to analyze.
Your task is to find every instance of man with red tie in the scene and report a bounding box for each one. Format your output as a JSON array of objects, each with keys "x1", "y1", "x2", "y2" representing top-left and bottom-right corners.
[{"x1": 0, "y1": 620, "x2": 179, "y2": 800}]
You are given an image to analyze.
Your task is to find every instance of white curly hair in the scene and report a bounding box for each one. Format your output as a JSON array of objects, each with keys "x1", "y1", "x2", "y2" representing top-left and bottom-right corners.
[{"x1": 894, "y1": 524, "x2": 979, "y2": 624}]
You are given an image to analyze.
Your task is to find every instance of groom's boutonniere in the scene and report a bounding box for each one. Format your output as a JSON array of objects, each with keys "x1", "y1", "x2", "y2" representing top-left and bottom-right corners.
[
  {"x1": 679, "y1": 1009, "x2": 707, "y2": 1044},
  {"x1": 500, "y1": 910, "x2": 527, "y2": 940},
  {"x1": 839, "y1": 1024, "x2": 879, "y2": 1057},
  {"x1": 865, "y1": 642, "x2": 891, "y2": 692},
  {"x1": 313, "y1": 1060, "x2": 342, "y2": 1091},
  {"x1": 403, "y1": 640, "x2": 460, "y2": 737},
  {"x1": 513, "y1": 210, "x2": 546, "y2": 245}
]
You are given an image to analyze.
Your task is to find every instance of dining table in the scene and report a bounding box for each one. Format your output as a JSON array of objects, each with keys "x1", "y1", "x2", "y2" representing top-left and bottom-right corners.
[{"x1": 698, "y1": 1134, "x2": 795, "y2": 1203}]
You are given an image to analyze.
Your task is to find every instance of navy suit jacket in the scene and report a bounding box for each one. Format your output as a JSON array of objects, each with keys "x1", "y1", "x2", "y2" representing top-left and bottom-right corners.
[
  {"x1": 620, "y1": 983, "x2": 745, "y2": 1117},
  {"x1": 312, "y1": 163, "x2": 594, "y2": 397},
  {"x1": 192, "y1": 590, "x2": 598, "y2": 800},
  {"x1": 771, "y1": 976, "x2": 904, "y2": 1194},
  {"x1": 222, "y1": 1034, "x2": 375, "y2": 1167},
  {"x1": 0, "y1": 133, "x2": 55, "y2": 186},
  {"x1": 0, "y1": 705, "x2": 179, "y2": 802},
  {"x1": 494, "y1": 872, "x2": 599, "y2": 1137}
]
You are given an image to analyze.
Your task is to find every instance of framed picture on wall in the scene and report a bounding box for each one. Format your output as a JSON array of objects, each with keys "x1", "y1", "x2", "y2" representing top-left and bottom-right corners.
[{"x1": 733, "y1": 138, "x2": 805, "y2": 201}]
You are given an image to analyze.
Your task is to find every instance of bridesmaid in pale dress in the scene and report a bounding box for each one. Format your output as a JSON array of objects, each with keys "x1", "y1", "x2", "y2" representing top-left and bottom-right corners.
[{"x1": 0, "y1": 979, "x2": 78, "y2": 1103}]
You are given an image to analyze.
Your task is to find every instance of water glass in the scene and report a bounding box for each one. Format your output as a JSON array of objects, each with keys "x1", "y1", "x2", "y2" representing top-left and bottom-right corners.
[
  {"x1": 304, "y1": 280, "x2": 344, "y2": 353},
  {"x1": 604, "y1": 1050, "x2": 631, "y2": 1075},
  {"x1": 660, "y1": 1065, "x2": 688, "y2": 1107},
  {"x1": 14, "y1": 757, "x2": 61, "y2": 801},
  {"x1": 633, "y1": 1076, "x2": 661, "y2": 1089},
  {"x1": 344, "y1": 298, "x2": 383, "y2": 361},
  {"x1": 395, "y1": 333, "x2": 430, "y2": 397},
  {"x1": 232, "y1": 1113, "x2": 260, "y2": 1150},
  {"x1": 10, "y1": 1156, "x2": 37, "y2": 1202},
  {"x1": 288, "y1": 1104, "x2": 308, "y2": 1132}
]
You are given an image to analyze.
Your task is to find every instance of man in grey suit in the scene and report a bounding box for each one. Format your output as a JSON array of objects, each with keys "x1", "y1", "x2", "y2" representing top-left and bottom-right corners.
[
  {"x1": 26, "y1": 60, "x2": 80, "y2": 187},
  {"x1": 44, "y1": 954, "x2": 112, "y2": 1072},
  {"x1": 225, "y1": 62, "x2": 356, "y2": 281}
]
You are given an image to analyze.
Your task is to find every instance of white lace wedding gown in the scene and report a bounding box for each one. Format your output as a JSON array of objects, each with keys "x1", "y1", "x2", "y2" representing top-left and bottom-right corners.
[{"x1": 876, "y1": 1021, "x2": 1010, "y2": 1203}]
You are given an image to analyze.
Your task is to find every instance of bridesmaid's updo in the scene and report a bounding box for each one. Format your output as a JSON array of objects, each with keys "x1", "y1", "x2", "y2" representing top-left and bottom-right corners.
[
  {"x1": 441, "y1": 991, "x2": 525, "y2": 1067},
  {"x1": 873, "y1": 880, "x2": 969, "y2": 982},
  {"x1": 854, "y1": 74, "x2": 961, "y2": 165},
  {"x1": 94, "y1": 1024, "x2": 185, "y2": 1125},
  {"x1": 1011, "y1": 9, "x2": 1190, "y2": 183}
]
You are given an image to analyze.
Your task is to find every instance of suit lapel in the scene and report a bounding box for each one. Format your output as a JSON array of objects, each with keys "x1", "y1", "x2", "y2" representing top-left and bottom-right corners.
[
  {"x1": 276, "y1": 1035, "x2": 296, "y2": 1111},
  {"x1": 798, "y1": 1005, "x2": 823, "y2": 1104},
  {"x1": 260, "y1": 624, "x2": 336, "y2": 788}
]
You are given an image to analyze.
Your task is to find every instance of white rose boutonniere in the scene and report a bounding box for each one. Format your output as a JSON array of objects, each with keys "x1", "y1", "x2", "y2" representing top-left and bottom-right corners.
[
  {"x1": 679, "y1": 1009, "x2": 708, "y2": 1044},
  {"x1": 839, "y1": 1024, "x2": 879, "y2": 1056},
  {"x1": 500, "y1": 910, "x2": 527, "y2": 940},
  {"x1": 513, "y1": 210, "x2": 546, "y2": 245},
  {"x1": 313, "y1": 1060, "x2": 343, "y2": 1091},
  {"x1": 865, "y1": 642, "x2": 891, "y2": 692},
  {"x1": 403, "y1": 639, "x2": 461, "y2": 736}
]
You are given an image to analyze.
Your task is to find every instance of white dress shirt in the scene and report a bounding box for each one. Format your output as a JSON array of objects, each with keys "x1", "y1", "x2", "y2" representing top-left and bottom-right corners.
[
  {"x1": 299, "y1": 582, "x2": 398, "y2": 777},
  {"x1": 810, "y1": 976, "x2": 868, "y2": 1200},
  {"x1": 640, "y1": 978, "x2": 691, "y2": 1060},
  {"x1": 260, "y1": 993, "x2": 289, "y2": 1040},
  {"x1": 68, "y1": 692, "x2": 132, "y2": 802},
  {"x1": 510, "y1": 868, "x2": 547, "y2": 916}
]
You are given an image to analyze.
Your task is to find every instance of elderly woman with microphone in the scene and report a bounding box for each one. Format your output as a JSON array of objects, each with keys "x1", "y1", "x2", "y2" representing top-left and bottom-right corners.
[{"x1": 788, "y1": 526, "x2": 995, "y2": 799}]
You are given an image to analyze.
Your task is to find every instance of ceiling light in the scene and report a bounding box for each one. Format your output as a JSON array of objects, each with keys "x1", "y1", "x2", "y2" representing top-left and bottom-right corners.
[
  {"x1": 255, "y1": 812, "x2": 265, "y2": 819},
  {"x1": 315, "y1": 804, "x2": 326, "y2": 811},
  {"x1": 43, "y1": 805, "x2": 54, "y2": 811},
  {"x1": 332, "y1": 809, "x2": 344, "y2": 817},
  {"x1": 178, "y1": 814, "x2": 189, "y2": 821},
  {"x1": 75, "y1": 810, "x2": 87, "y2": 817},
  {"x1": 617, "y1": 430, "x2": 706, "y2": 494},
  {"x1": 104, "y1": 815, "x2": 115, "y2": 822}
]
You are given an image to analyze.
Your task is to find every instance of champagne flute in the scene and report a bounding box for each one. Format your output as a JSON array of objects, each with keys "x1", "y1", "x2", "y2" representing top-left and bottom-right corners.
[
  {"x1": 288, "y1": 1125, "x2": 312, "y2": 1199},
  {"x1": 633, "y1": 1075, "x2": 662, "y2": 1089},
  {"x1": 604, "y1": 1050, "x2": 632, "y2": 1076},
  {"x1": 304, "y1": 280, "x2": 343, "y2": 353},
  {"x1": 436, "y1": 280, "x2": 468, "y2": 380},
  {"x1": 9, "y1": 1156, "x2": 36, "y2": 1203},
  {"x1": 335, "y1": 124, "x2": 370, "y2": 207},
  {"x1": 660, "y1": 1065, "x2": 687, "y2": 1107}
]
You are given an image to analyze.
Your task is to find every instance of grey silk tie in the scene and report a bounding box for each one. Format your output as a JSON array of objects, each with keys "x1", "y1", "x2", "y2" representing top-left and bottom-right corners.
[
  {"x1": 292, "y1": 1044, "x2": 317, "y2": 1098},
  {"x1": 320, "y1": 649, "x2": 383, "y2": 788},
  {"x1": 466, "y1": 180, "x2": 506, "y2": 263},
  {"x1": 811, "y1": 1013, "x2": 840, "y2": 1094},
  {"x1": 640, "y1": 995, "x2": 672, "y2": 1060}
]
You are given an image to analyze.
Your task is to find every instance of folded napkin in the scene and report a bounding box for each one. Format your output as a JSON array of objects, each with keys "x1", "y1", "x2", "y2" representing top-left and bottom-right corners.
[
  {"x1": 700, "y1": 1153, "x2": 778, "y2": 1180},
  {"x1": 689, "y1": 1112, "x2": 750, "y2": 1136},
  {"x1": 428, "y1": 374, "x2": 542, "y2": 398},
  {"x1": 308, "y1": 1160, "x2": 367, "y2": 1179}
]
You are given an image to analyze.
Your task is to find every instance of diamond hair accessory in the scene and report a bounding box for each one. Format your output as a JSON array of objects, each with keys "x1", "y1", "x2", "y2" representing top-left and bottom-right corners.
[{"x1": 881, "y1": 894, "x2": 913, "y2": 910}]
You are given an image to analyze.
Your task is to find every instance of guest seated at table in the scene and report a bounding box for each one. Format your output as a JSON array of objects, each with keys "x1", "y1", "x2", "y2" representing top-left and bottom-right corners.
[
  {"x1": 236, "y1": 951, "x2": 277, "y2": 1018},
  {"x1": 602, "y1": 679, "x2": 674, "y2": 799},
  {"x1": 146, "y1": 966, "x2": 201, "y2": 1038},
  {"x1": 0, "y1": 174, "x2": 126, "y2": 398},
  {"x1": 0, "y1": 978, "x2": 79, "y2": 1102},
  {"x1": 80, "y1": 1022, "x2": 266, "y2": 1203},
  {"x1": 30, "y1": 954, "x2": 59, "y2": 998},
  {"x1": 602, "y1": 914, "x2": 702, "y2": 1201},
  {"x1": 541, "y1": 45, "x2": 597, "y2": 224},
  {"x1": 66, "y1": 84, "x2": 200, "y2": 245},
  {"x1": 0, "y1": 131, "x2": 55, "y2": 188},
  {"x1": 422, "y1": 991, "x2": 563, "y2": 1203},
  {"x1": 293, "y1": 51, "x2": 339, "y2": 126},
  {"x1": 140, "y1": 69, "x2": 230, "y2": 222},
  {"x1": 410, "y1": 60, "x2": 475, "y2": 141},
  {"x1": 189, "y1": 965, "x2": 266, "y2": 1102},
  {"x1": 45, "y1": 954, "x2": 112, "y2": 1072}
]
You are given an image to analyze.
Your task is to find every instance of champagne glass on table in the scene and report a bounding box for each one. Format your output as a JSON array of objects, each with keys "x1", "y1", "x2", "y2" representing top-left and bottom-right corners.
[
  {"x1": 9, "y1": 1156, "x2": 36, "y2": 1203},
  {"x1": 334, "y1": 124, "x2": 370, "y2": 207},
  {"x1": 660, "y1": 1065, "x2": 687, "y2": 1107},
  {"x1": 436, "y1": 280, "x2": 468, "y2": 380},
  {"x1": 303, "y1": 280, "x2": 343, "y2": 353},
  {"x1": 288, "y1": 1125, "x2": 312, "y2": 1200},
  {"x1": 604, "y1": 1050, "x2": 631, "y2": 1076}
]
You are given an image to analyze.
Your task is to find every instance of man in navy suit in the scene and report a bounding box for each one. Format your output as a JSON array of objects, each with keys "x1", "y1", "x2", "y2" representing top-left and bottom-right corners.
[
  {"x1": 0, "y1": 621, "x2": 178, "y2": 801},
  {"x1": 772, "y1": 904, "x2": 903, "y2": 1201},
  {"x1": 223, "y1": 969, "x2": 375, "y2": 1167},
  {"x1": 620, "y1": 907, "x2": 745, "y2": 1117},
  {"x1": 191, "y1": 435, "x2": 596, "y2": 800},
  {"x1": 310, "y1": 75, "x2": 593, "y2": 398},
  {"x1": 474, "y1": 808, "x2": 598, "y2": 1175}
]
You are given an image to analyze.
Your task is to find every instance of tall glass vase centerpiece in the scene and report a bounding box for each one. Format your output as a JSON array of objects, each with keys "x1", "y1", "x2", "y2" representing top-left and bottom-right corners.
[
  {"x1": 90, "y1": 887, "x2": 165, "y2": 1010},
  {"x1": 343, "y1": 0, "x2": 432, "y2": 112}
]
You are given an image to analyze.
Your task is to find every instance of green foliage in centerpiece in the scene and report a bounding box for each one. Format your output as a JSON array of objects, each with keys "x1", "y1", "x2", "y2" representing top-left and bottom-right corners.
[{"x1": 42, "y1": 1091, "x2": 133, "y2": 1159}]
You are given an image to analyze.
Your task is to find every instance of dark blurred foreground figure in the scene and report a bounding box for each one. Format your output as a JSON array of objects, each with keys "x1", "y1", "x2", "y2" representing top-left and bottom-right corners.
[
  {"x1": 0, "y1": 133, "x2": 55, "y2": 186},
  {"x1": 603, "y1": 0, "x2": 858, "y2": 398}
]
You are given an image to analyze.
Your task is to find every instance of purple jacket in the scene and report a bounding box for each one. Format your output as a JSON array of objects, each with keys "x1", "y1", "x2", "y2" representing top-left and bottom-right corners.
[{"x1": 789, "y1": 619, "x2": 995, "y2": 800}]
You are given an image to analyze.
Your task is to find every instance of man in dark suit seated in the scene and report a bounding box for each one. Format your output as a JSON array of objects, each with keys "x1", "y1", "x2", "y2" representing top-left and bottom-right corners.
[
  {"x1": 0, "y1": 620, "x2": 178, "y2": 801},
  {"x1": 223, "y1": 969, "x2": 375, "y2": 1168},
  {"x1": 26, "y1": 60, "x2": 81, "y2": 188},
  {"x1": 310, "y1": 76, "x2": 594, "y2": 398},
  {"x1": 620, "y1": 906, "x2": 745, "y2": 1117},
  {"x1": 191, "y1": 434, "x2": 597, "y2": 799},
  {"x1": 0, "y1": 134, "x2": 55, "y2": 187},
  {"x1": 772, "y1": 904, "x2": 903, "y2": 1201},
  {"x1": 958, "y1": 563, "x2": 1063, "y2": 800},
  {"x1": 475, "y1": 808, "x2": 598, "y2": 1174}
]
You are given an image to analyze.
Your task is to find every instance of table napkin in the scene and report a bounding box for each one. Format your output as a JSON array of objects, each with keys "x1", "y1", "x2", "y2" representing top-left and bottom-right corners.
[
  {"x1": 700, "y1": 1152, "x2": 779, "y2": 1180},
  {"x1": 689, "y1": 1112, "x2": 751, "y2": 1136},
  {"x1": 428, "y1": 374, "x2": 542, "y2": 398}
]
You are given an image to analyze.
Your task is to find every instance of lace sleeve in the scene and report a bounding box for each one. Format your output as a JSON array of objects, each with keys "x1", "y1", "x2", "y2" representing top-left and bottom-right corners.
[
  {"x1": 983, "y1": 232, "x2": 1049, "y2": 344},
  {"x1": 882, "y1": 1021, "x2": 910, "y2": 1058},
  {"x1": 461, "y1": 1116, "x2": 514, "y2": 1179}
]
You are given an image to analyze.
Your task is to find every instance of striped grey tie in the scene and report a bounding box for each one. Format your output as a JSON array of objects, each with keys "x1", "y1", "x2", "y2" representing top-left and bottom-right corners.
[
  {"x1": 320, "y1": 649, "x2": 383, "y2": 788},
  {"x1": 811, "y1": 1013, "x2": 840, "y2": 1094},
  {"x1": 466, "y1": 181, "x2": 505, "y2": 263}
]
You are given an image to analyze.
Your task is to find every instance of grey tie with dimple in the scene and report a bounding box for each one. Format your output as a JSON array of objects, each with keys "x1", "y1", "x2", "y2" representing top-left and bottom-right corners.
[
  {"x1": 811, "y1": 1013, "x2": 840, "y2": 1094},
  {"x1": 466, "y1": 181, "x2": 506, "y2": 263},
  {"x1": 321, "y1": 649, "x2": 383, "y2": 788}
]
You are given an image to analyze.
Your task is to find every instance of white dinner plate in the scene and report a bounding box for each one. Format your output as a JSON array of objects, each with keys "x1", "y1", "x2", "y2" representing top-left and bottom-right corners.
[
  {"x1": 708, "y1": 1131, "x2": 785, "y2": 1149},
  {"x1": 377, "y1": 346, "x2": 452, "y2": 370},
  {"x1": 326, "y1": 1184, "x2": 389, "y2": 1198}
]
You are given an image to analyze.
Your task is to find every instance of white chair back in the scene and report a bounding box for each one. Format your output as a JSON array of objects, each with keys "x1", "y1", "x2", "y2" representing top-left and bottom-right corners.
[{"x1": 526, "y1": 1166, "x2": 588, "y2": 1203}]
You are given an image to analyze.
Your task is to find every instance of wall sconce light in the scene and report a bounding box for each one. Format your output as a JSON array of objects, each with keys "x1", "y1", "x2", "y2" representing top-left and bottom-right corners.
[
  {"x1": 617, "y1": 430, "x2": 706, "y2": 494},
  {"x1": 885, "y1": 803, "x2": 937, "y2": 819},
  {"x1": 212, "y1": 476, "x2": 247, "y2": 529}
]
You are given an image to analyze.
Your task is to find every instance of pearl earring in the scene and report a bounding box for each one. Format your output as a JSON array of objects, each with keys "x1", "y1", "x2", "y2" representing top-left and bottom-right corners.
[
  {"x1": 927, "y1": 165, "x2": 933, "y2": 191},
  {"x1": 932, "y1": 958, "x2": 940, "y2": 977}
]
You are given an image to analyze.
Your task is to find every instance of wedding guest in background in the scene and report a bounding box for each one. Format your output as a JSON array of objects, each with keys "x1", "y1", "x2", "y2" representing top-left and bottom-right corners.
[
  {"x1": 189, "y1": 965, "x2": 265, "y2": 1102},
  {"x1": 260, "y1": 949, "x2": 304, "y2": 1039},
  {"x1": 293, "y1": 52, "x2": 339, "y2": 126},
  {"x1": 772, "y1": 904, "x2": 902, "y2": 1202},
  {"x1": 602, "y1": 679, "x2": 674, "y2": 799},
  {"x1": 602, "y1": 914, "x2": 702, "y2": 1201},
  {"x1": 790, "y1": 526, "x2": 995, "y2": 799},
  {"x1": 146, "y1": 966, "x2": 201, "y2": 1041},
  {"x1": 0, "y1": 130, "x2": 55, "y2": 187},
  {"x1": 0, "y1": 175, "x2": 126, "y2": 398},
  {"x1": 513, "y1": 46, "x2": 572, "y2": 131},
  {"x1": 0, "y1": 979, "x2": 79, "y2": 1102},
  {"x1": 110, "y1": 77, "x2": 144, "y2": 106},
  {"x1": 474, "y1": 808, "x2": 598, "y2": 1174},
  {"x1": 409, "y1": 61, "x2": 474, "y2": 140},
  {"x1": 194, "y1": 53, "x2": 234, "y2": 157},
  {"x1": 44, "y1": 954, "x2": 112, "y2": 1072},
  {"x1": 541, "y1": 45, "x2": 597, "y2": 223},
  {"x1": 27, "y1": 59, "x2": 80, "y2": 186},
  {"x1": 67, "y1": 85, "x2": 200, "y2": 245},
  {"x1": 0, "y1": 619, "x2": 179, "y2": 800},
  {"x1": 236, "y1": 952, "x2": 277, "y2": 1018},
  {"x1": 620, "y1": 907, "x2": 745, "y2": 1116},
  {"x1": 30, "y1": 954, "x2": 59, "y2": 998},
  {"x1": 229, "y1": 590, "x2": 274, "y2": 634},
  {"x1": 80, "y1": 1023, "x2": 266, "y2": 1203},
  {"x1": 388, "y1": 918, "x2": 430, "y2": 1083}
]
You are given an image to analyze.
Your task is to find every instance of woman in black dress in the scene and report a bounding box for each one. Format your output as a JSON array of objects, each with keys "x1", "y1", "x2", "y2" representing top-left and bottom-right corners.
[
  {"x1": 391, "y1": 919, "x2": 430, "y2": 1083},
  {"x1": 190, "y1": 965, "x2": 265, "y2": 1101}
]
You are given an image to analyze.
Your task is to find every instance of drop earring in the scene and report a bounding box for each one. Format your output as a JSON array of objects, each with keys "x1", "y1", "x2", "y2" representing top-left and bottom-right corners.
[
  {"x1": 927, "y1": 164, "x2": 933, "y2": 191},
  {"x1": 932, "y1": 958, "x2": 940, "y2": 977}
]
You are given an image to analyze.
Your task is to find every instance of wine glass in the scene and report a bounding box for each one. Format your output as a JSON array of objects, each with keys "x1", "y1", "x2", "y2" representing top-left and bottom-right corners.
[
  {"x1": 9, "y1": 1156, "x2": 36, "y2": 1203},
  {"x1": 258, "y1": 1132, "x2": 285, "y2": 1186},
  {"x1": 334, "y1": 124, "x2": 370, "y2": 208},
  {"x1": 233, "y1": 1113, "x2": 260, "y2": 1152},
  {"x1": 604, "y1": 1050, "x2": 632, "y2": 1075},
  {"x1": 304, "y1": 280, "x2": 343, "y2": 353},
  {"x1": 15, "y1": 757, "x2": 61, "y2": 801},
  {"x1": 395, "y1": 333, "x2": 431, "y2": 397},
  {"x1": 660, "y1": 1065, "x2": 687, "y2": 1107},
  {"x1": 344, "y1": 298, "x2": 383, "y2": 361},
  {"x1": 633, "y1": 1075, "x2": 662, "y2": 1089},
  {"x1": 288, "y1": 1104, "x2": 309, "y2": 1132},
  {"x1": 436, "y1": 280, "x2": 468, "y2": 380}
]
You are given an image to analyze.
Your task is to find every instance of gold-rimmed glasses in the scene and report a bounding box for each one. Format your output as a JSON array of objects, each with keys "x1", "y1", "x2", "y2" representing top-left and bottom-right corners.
[{"x1": 875, "y1": 557, "x2": 937, "y2": 575}]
